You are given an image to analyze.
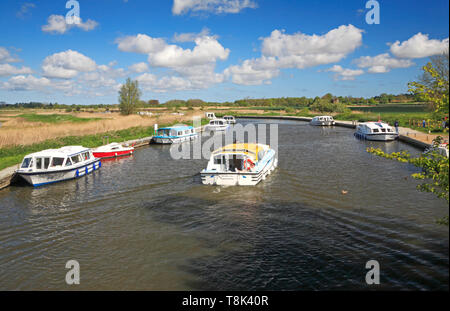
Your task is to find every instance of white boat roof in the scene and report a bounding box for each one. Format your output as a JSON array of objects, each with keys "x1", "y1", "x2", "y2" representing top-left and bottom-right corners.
[
  {"x1": 24, "y1": 146, "x2": 89, "y2": 158},
  {"x1": 210, "y1": 118, "x2": 227, "y2": 123},
  {"x1": 361, "y1": 122, "x2": 392, "y2": 129},
  {"x1": 313, "y1": 115, "x2": 333, "y2": 118}
]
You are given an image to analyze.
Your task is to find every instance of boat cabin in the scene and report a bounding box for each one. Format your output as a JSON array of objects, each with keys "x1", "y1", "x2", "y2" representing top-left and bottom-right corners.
[
  {"x1": 19, "y1": 146, "x2": 94, "y2": 172},
  {"x1": 209, "y1": 143, "x2": 267, "y2": 172},
  {"x1": 156, "y1": 125, "x2": 195, "y2": 138},
  {"x1": 205, "y1": 112, "x2": 216, "y2": 119},
  {"x1": 358, "y1": 122, "x2": 395, "y2": 134}
]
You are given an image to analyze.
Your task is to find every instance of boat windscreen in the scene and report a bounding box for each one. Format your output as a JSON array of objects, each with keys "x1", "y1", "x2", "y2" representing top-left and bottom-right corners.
[{"x1": 21, "y1": 157, "x2": 32, "y2": 168}]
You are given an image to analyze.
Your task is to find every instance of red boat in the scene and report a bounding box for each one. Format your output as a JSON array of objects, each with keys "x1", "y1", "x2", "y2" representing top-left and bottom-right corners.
[{"x1": 92, "y1": 143, "x2": 134, "y2": 158}]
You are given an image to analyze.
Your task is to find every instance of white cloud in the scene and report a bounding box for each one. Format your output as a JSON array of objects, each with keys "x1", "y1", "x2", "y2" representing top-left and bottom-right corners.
[
  {"x1": 355, "y1": 53, "x2": 414, "y2": 73},
  {"x1": 148, "y1": 36, "x2": 229, "y2": 68},
  {"x1": 16, "y1": 2, "x2": 36, "y2": 19},
  {"x1": 129, "y1": 62, "x2": 149, "y2": 73},
  {"x1": 1, "y1": 75, "x2": 51, "y2": 91},
  {"x1": 325, "y1": 65, "x2": 364, "y2": 80},
  {"x1": 136, "y1": 73, "x2": 193, "y2": 93},
  {"x1": 261, "y1": 25, "x2": 363, "y2": 69},
  {"x1": 42, "y1": 15, "x2": 98, "y2": 34},
  {"x1": 224, "y1": 56, "x2": 280, "y2": 85},
  {"x1": 390, "y1": 33, "x2": 449, "y2": 59},
  {"x1": 172, "y1": 0, "x2": 257, "y2": 15},
  {"x1": 0, "y1": 64, "x2": 33, "y2": 77},
  {"x1": 0, "y1": 47, "x2": 20, "y2": 63},
  {"x1": 226, "y1": 24, "x2": 363, "y2": 85},
  {"x1": 115, "y1": 34, "x2": 167, "y2": 54},
  {"x1": 42, "y1": 50, "x2": 97, "y2": 79},
  {"x1": 173, "y1": 28, "x2": 213, "y2": 42}
]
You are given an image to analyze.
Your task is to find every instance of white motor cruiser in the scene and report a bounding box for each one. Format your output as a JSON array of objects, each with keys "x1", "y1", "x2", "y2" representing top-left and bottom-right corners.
[
  {"x1": 16, "y1": 146, "x2": 101, "y2": 187},
  {"x1": 201, "y1": 143, "x2": 277, "y2": 186},
  {"x1": 355, "y1": 122, "x2": 398, "y2": 141},
  {"x1": 204, "y1": 119, "x2": 230, "y2": 133},
  {"x1": 223, "y1": 115, "x2": 236, "y2": 124},
  {"x1": 310, "y1": 116, "x2": 335, "y2": 126}
]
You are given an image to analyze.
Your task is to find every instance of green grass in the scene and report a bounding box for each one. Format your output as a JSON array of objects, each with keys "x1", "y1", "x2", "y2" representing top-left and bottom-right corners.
[
  {"x1": 348, "y1": 104, "x2": 429, "y2": 114},
  {"x1": 0, "y1": 118, "x2": 209, "y2": 171},
  {"x1": 17, "y1": 113, "x2": 102, "y2": 123}
]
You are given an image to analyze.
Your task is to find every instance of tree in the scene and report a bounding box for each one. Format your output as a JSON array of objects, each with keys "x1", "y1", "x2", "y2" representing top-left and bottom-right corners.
[
  {"x1": 408, "y1": 50, "x2": 449, "y2": 114},
  {"x1": 119, "y1": 78, "x2": 142, "y2": 115},
  {"x1": 367, "y1": 137, "x2": 449, "y2": 225}
]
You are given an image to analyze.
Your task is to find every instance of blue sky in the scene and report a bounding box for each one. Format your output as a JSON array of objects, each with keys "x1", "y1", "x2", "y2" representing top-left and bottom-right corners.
[{"x1": 0, "y1": 0, "x2": 448, "y2": 105}]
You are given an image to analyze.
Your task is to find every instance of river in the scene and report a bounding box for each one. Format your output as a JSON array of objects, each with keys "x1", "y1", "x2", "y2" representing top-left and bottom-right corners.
[{"x1": 0, "y1": 118, "x2": 448, "y2": 290}]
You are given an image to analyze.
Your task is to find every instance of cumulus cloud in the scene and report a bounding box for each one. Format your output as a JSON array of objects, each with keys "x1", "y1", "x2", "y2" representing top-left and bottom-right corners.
[
  {"x1": 148, "y1": 36, "x2": 229, "y2": 68},
  {"x1": 172, "y1": 0, "x2": 257, "y2": 15},
  {"x1": 42, "y1": 50, "x2": 97, "y2": 79},
  {"x1": 128, "y1": 62, "x2": 149, "y2": 73},
  {"x1": 325, "y1": 65, "x2": 364, "y2": 80},
  {"x1": 173, "y1": 28, "x2": 213, "y2": 42},
  {"x1": 116, "y1": 32, "x2": 229, "y2": 91},
  {"x1": 42, "y1": 15, "x2": 98, "y2": 34},
  {"x1": 0, "y1": 47, "x2": 20, "y2": 63},
  {"x1": 355, "y1": 53, "x2": 414, "y2": 73},
  {"x1": 390, "y1": 33, "x2": 449, "y2": 59},
  {"x1": 224, "y1": 56, "x2": 280, "y2": 85},
  {"x1": 0, "y1": 75, "x2": 51, "y2": 91},
  {"x1": 226, "y1": 24, "x2": 363, "y2": 85},
  {"x1": 115, "y1": 34, "x2": 167, "y2": 54},
  {"x1": 0, "y1": 64, "x2": 33, "y2": 77}
]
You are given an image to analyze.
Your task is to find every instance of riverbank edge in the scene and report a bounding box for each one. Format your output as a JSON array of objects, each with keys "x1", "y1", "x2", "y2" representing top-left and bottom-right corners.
[
  {"x1": 0, "y1": 124, "x2": 206, "y2": 190},
  {"x1": 239, "y1": 115, "x2": 433, "y2": 149}
]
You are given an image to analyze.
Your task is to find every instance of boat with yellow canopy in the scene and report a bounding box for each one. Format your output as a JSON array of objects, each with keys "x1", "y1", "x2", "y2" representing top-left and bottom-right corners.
[{"x1": 201, "y1": 143, "x2": 277, "y2": 186}]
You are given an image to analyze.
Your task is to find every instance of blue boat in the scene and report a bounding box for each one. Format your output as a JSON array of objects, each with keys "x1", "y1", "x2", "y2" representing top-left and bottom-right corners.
[{"x1": 152, "y1": 125, "x2": 198, "y2": 144}]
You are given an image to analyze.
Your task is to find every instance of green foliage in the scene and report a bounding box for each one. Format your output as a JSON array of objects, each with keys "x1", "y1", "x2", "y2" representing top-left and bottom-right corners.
[
  {"x1": 310, "y1": 97, "x2": 349, "y2": 113},
  {"x1": 17, "y1": 113, "x2": 100, "y2": 123},
  {"x1": 408, "y1": 51, "x2": 449, "y2": 114},
  {"x1": 119, "y1": 78, "x2": 142, "y2": 115},
  {"x1": 367, "y1": 137, "x2": 449, "y2": 225}
]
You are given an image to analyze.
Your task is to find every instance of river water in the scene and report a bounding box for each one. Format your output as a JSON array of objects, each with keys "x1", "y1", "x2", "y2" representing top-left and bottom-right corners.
[{"x1": 0, "y1": 118, "x2": 448, "y2": 290}]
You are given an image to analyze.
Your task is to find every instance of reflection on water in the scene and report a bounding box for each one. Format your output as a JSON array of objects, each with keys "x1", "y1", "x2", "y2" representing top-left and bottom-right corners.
[{"x1": 0, "y1": 118, "x2": 448, "y2": 290}]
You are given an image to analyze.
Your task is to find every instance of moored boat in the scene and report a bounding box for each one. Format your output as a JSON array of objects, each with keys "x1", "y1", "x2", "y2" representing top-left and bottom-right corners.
[
  {"x1": 355, "y1": 122, "x2": 398, "y2": 141},
  {"x1": 201, "y1": 143, "x2": 277, "y2": 186},
  {"x1": 92, "y1": 142, "x2": 134, "y2": 158},
  {"x1": 310, "y1": 116, "x2": 335, "y2": 126},
  {"x1": 204, "y1": 119, "x2": 230, "y2": 133},
  {"x1": 16, "y1": 146, "x2": 101, "y2": 187},
  {"x1": 223, "y1": 115, "x2": 236, "y2": 124},
  {"x1": 205, "y1": 112, "x2": 216, "y2": 119},
  {"x1": 152, "y1": 125, "x2": 198, "y2": 144}
]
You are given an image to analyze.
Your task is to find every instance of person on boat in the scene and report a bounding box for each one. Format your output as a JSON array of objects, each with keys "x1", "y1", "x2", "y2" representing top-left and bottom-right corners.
[{"x1": 394, "y1": 120, "x2": 399, "y2": 133}]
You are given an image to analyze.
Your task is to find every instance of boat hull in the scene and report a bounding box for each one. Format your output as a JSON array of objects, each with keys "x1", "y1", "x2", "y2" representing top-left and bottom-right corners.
[
  {"x1": 310, "y1": 121, "x2": 335, "y2": 126},
  {"x1": 18, "y1": 159, "x2": 101, "y2": 187},
  {"x1": 93, "y1": 149, "x2": 133, "y2": 158},
  {"x1": 152, "y1": 134, "x2": 198, "y2": 144},
  {"x1": 204, "y1": 125, "x2": 229, "y2": 132},
  {"x1": 355, "y1": 131, "x2": 398, "y2": 141},
  {"x1": 201, "y1": 156, "x2": 277, "y2": 186}
]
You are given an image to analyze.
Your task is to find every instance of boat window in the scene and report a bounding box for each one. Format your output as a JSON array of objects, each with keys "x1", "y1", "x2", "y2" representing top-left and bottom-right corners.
[
  {"x1": 83, "y1": 152, "x2": 91, "y2": 160},
  {"x1": 258, "y1": 150, "x2": 266, "y2": 160},
  {"x1": 229, "y1": 155, "x2": 243, "y2": 172},
  {"x1": 381, "y1": 128, "x2": 386, "y2": 133},
  {"x1": 177, "y1": 131, "x2": 182, "y2": 136},
  {"x1": 51, "y1": 157, "x2": 64, "y2": 167},
  {"x1": 36, "y1": 158, "x2": 42, "y2": 170},
  {"x1": 65, "y1": 158, "x2": 72, "y2": 166},
  {"x1": 373, "y1": 129, "x2": 379, "y2": 133},
  {"x1": 388, "y1": 128, "x2": 393, "y2": 132},
  {"x1": 71, "y1": 155, "x2": 82, "y2": 164},
  {"x1": 21, "y1": 157, "x2": 32, "y2": 168},
  {"x1": 214, "y1": 156, "x2": 222, "y2": 165},
  {"x1": 44, "y1": 158, "x2": 50, "y2": 169}
]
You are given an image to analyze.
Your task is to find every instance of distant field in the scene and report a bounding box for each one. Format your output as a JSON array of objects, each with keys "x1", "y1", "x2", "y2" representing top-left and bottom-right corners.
[
  {"x1": 18, "y1": 113, "x2": 102, "y2": 123},
  {"x1": 348, "y1": 104, "x2": 429, "y2": 113}
]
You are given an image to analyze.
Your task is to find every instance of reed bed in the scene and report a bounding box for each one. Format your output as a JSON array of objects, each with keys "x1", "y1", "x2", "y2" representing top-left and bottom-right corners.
[{"x1": 0, "y1": 112, "x2": 202, "y2": 148}]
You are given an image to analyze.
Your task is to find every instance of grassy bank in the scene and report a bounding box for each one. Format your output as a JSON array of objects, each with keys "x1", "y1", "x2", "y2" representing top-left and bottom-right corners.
[
  {"x1": 0, "y1": 118, "x2": 209, "y2": 171},
  {"x1": 17, "y1": 113, "x2": 102, "y2": 123}
]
